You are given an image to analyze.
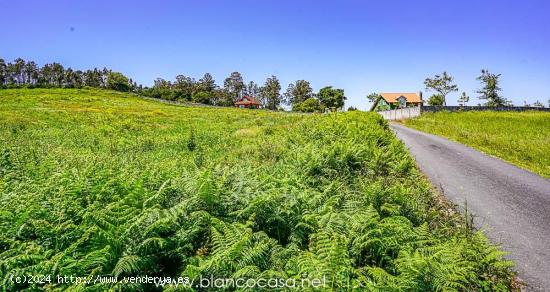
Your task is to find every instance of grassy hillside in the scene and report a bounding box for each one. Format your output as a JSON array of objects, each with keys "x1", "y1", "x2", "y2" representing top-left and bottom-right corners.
[
  {"x1": 402, "y1": 111, "x2": 550, "y2": 178},
  {"x1": 0, "y1": 89, "x2": 513, "y2": 290}
]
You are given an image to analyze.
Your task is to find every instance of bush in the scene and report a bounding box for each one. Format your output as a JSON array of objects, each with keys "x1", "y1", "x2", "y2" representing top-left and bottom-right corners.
[
  {"x1": 427, "y1": 94, "x2": 444, "y2": 106},
  {"x1": 294, "y1": 97, "x2": 321, "y2": 112},
  {"x1": 192, "y1": 91, "x2": 211, "y2": 104},
  {"x1": 107, "y1": 72, "x2": 131, "y2": 92}
]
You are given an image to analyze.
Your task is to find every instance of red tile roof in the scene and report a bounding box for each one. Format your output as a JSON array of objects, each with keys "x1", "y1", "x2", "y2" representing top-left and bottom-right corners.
[
  {"x1": 235, "y1": 96, "x2": 261, "y2": 105},
  {"x1": 380, "y1": 93, "x2": 422, "y2": 103}
]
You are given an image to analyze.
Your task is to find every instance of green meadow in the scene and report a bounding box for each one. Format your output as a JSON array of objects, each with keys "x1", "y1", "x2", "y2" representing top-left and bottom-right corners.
[
  {"x1": 0, "y1": 88, "x2": 513, "y2": 290},
  {"x1": 403, "y1": 111, "x2": 550, "y2": 178}
]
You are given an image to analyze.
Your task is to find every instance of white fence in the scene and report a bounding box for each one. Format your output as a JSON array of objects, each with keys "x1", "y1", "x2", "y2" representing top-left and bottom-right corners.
[{"x1": 377, "y1": 106, "x2": 421, "y2": 120}]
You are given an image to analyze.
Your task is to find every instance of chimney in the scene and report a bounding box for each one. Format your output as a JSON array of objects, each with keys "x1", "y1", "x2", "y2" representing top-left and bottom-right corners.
[{"x1": 419, "y1": 91, "x2": 423, "y2": 101}]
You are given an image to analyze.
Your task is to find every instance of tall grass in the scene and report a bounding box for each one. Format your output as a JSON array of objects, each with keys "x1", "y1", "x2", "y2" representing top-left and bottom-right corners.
[
  {"x1": 0, "y1": 89, "x2": 514, "y2": 290},
  {"x1": 402, "y1": 111, "x2": 550, "y2": 178}
]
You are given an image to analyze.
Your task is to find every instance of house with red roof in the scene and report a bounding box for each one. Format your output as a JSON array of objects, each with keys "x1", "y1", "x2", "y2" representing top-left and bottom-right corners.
[{"x1": 235, "y1": 96, "x2": 262, "y2": 109}]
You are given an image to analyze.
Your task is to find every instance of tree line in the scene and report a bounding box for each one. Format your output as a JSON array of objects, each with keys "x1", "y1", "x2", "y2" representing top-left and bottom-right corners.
[
  {"x1": 0, "y1": 57, "x2": 346, "y2": 112},
  {"x1": 142, "y1": 72, "x2": 346, "y2": 111},
  {"x1": 0, "y1": 58, "x2": 136, "y2": 92}
]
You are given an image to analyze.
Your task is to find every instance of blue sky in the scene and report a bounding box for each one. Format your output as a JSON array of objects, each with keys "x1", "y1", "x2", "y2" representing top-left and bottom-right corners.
[{"x1": 1, "y1": 0, "x2": 549, "y2": 109}]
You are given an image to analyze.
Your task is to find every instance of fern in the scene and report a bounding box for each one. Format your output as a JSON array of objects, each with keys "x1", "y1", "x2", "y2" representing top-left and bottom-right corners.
[
  {"x1": 0, "y1": 95, "x2": 516, "y2": 290},
  {"x1": 112, "y1": 254, "x2": 146, "y2": 277}
]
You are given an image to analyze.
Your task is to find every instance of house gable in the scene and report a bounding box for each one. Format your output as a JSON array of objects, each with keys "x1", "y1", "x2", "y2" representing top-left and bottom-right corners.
[{"x1": 397, "y1": 96, "x2": 407, "y2": 108}]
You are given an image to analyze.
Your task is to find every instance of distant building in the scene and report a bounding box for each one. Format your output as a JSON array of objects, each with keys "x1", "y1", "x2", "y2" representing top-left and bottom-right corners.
[
  {"x1": 235, "y1": 96, "x2": 262, "y2": 109},
  {"x1": 370, "y1": 92, "x2": 423, "y2": 111}
]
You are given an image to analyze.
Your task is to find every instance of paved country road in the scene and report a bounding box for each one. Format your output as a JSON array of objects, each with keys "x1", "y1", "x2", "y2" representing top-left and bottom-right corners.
[{"x1": 390, "y1": 123, "x2": 550, "y2": 291}]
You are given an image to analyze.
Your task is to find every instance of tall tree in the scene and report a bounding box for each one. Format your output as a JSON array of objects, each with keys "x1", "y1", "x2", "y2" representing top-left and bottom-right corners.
[
  {"x1": 0, "y1": 59, "x2": 6, "y2": 85},
  {"x1": 150, "y1": 78, "x2": 174, "y2": 99},
  {"x1": 101, "y1": 67, "x2": 110, "y2": 87},
  {"x1": 424, "y1": 71, "x2": 458, "y2": 106},
  {"x1": 197, "y1": 73, "x2": 217, "y2": 93},
  {"x1": 84, "y1": 69, "x2": 102, "y2": 87},
  {"x1": 63, "y1": 68, "x2": 83, "y2": 88},
  {"x1": 39, "y1": 64, "x2": 53, "y2": 85},
  {"x1": 153, "y1": 78, "x2": 171, "y2": 88},
  {"x1": 284, "y1": 80, "x2": 314, "y2": 106},
  {"x1": 212, "y1": 88, "x2": 230, "y2": 106},
  {"x1": 261, "y1": 75, "x2": 282, "y2": 110},
  {"x1": 318, "y1": 86, "x2": 346, "y2": 110},
  {"x1": 457, "y1": 92, "x2": 469, "y2": 106},
  {"x1": 476, "y1": 69, "x2": 505, "y2": 107},
  {"x1": 192, "y1": 73, "x2": 217, "y2": 105},
  {"x1": 244, "y1": 81, "x2": 260, "y2": 98},
  {"x1": 51, "y1": 63, "x2": 65, "y2": 87},
  {"x1": 174, "y1": 74, "x2": 196, "y2": 100},
  {"x1": 5, "y1": 62, "x2": 14, "y2": 85},
  {"x1": 64, "y1": 68, "x2": 75, "y2": 87},
  {"x1": 25, "y1": 61, "x2": 39, "y2": 85},
  {"x1": 73, "y1": 70, "x2": 84, "y2": 88},
  {"x1": 13, "y1": 58, "x2": 25, "y2": 85},
  {"x1": 223, "y1": 72, "x2": 245, "y2": 104}
]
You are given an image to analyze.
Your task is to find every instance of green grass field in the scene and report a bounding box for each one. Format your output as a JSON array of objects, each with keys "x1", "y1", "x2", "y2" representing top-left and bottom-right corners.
[
  {"x1": 402, "y1": 111, "x2": 550, "y2": 178},
  {"x1": 0, "y1": 89, "x2": 513, "y2": 290}
]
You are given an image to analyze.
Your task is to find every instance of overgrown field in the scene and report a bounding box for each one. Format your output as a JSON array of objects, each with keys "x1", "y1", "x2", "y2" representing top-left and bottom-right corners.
[
  {"x1": 402, "y1": 111, "x2": 550, "y2": 178},
  {"x1": 0, "y1": 89, "x2": 513, "y2": 290}
]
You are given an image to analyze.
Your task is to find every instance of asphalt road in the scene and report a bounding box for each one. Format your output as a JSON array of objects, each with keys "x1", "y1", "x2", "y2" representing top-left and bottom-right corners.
[{"x1": 390, "y1": 123, "x2": 550, "y2": 291}]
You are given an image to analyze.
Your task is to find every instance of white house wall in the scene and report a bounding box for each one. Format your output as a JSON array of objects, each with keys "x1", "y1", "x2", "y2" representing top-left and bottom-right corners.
[{"x1": 377, "y1": 105, "x2": 421, "y2": 120}]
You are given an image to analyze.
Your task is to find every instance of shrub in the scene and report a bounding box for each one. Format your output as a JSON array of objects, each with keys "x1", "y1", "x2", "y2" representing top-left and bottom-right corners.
[
  {"x1": 294, "y1": 97, "x2": 321, "y2": 112},
  {"x1": 192, "y1": 91, "x2": 211, "y2": 104},
  {"x1": 427, "y1": 94, "x2": 444, "y2": 106},
  {"x1": 106, "y1": 72, "x2": 131, "y2": 92}
]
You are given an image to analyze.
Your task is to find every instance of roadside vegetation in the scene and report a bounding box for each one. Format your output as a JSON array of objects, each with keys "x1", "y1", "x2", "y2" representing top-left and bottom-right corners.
[
  {"x1": 403, "y1": 111, "x2": 550, "y2": 178},
  {"x1": 0, "y1": 88, "x2": 515, "y2": 290}
]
